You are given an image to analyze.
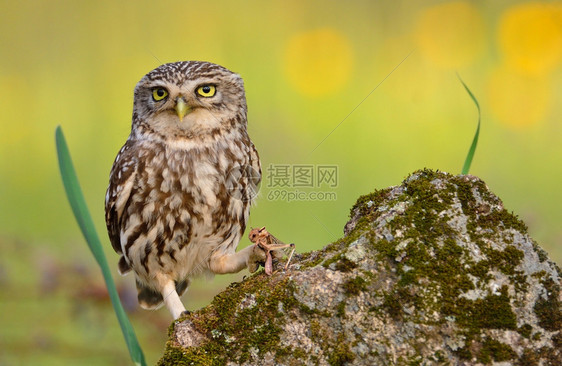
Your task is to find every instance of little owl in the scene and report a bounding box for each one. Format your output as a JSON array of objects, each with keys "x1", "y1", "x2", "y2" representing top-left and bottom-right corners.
[{"x1": 105, "y1": 61, "x2": 265, "y2": 319}]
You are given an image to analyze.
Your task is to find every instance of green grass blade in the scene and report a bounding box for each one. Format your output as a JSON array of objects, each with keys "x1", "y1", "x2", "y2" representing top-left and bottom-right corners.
[
  {"x1": 458, "y1": 74, "x2": 481, "y2": 175},
  {"x1": 55, "y1": 126, "x2": 146, "y2": 366}
]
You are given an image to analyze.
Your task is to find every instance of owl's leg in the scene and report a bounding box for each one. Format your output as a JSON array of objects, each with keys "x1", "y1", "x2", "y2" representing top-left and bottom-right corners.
[
  {"x1": 209, "y1": 245, "x2": 267, "y2": 274},
  {"x1": 156, "y1": 276, "x2": 186, "y2": 319}
]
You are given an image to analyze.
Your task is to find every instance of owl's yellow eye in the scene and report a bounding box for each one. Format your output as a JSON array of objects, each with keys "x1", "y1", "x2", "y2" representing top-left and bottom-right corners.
[
  {"x1": 196, "y1": 85, "x2": 216, "y2": 98},
  {"x1": 152, "y1": 88, "x2": 168, "y2": 101}
]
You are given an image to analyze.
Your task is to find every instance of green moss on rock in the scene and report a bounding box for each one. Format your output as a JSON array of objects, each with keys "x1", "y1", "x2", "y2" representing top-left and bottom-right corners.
[
  {"x1": 534, "y1": 277, "x2": 562, "y2": 332},
  {"x1": 478, "y1": 338, "x2": 517, "y2": 363},
  {"x1": 322, "y1": 253, "x2": 357, "y2": 272},
  {"x1": 328, "y1": 335, "x2": 355, "y2": 366},
  {"x1": 343, "y1": 276, "x2": 367, "y2": 295},
  {"x1": 453, "y1": 286, "x2": 517, "y2": 331}
]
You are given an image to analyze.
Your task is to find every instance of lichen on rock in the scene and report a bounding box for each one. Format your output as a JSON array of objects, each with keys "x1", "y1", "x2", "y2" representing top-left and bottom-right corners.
[{"x1": 159, "y1": 169, "x2": 562, "y2": 365}]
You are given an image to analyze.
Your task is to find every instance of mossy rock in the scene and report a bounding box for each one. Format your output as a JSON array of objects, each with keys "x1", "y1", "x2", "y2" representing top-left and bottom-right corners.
[{"x1": 159, "y1": 169, "x2": 562, "y2": 365}]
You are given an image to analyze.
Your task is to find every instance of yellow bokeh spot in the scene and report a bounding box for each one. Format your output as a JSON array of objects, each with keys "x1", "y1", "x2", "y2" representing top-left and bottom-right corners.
[
  {"x1": 284, "y1": 28, "x2": 353, "y2": 97},
  {"x1": 499, "y1": 2, "x2": 562, "y2": 75},
  {"x1": 487, "y1": 66, "x2": 551, "y2": 128},
  {"x1": 415, "y1": 1, "x2": 486, "y2": 68}
]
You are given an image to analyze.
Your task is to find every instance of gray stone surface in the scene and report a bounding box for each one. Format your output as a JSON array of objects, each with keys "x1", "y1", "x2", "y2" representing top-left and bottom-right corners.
[{"x1": 159, "y1": 169, "x2": 561, "y2": 365}]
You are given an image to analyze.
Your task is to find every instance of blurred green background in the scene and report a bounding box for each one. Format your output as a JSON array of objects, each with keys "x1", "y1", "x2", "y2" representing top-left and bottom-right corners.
[{"x1": 1, "y1": 0, "x2": 561, "y2": 364}]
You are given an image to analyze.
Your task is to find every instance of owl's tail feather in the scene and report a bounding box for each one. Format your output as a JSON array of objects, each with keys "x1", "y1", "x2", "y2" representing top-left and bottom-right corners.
[
  {"x1": 136, "y1": 279, "x2": 189, "y2": 310},
  {"x1": 136, "y1": 280, "x2": 164, "y2": 310}
]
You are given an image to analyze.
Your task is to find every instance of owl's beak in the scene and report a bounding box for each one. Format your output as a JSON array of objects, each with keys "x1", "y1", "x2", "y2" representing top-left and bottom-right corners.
[{"x1": 175, "y1": 98, "x2": 190, "y2": 122}]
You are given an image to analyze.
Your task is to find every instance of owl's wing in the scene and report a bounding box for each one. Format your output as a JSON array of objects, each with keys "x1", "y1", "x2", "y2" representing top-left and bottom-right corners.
[
  {"x1": 249, "y1": 141, "x2": 261, "y2": 187},
  {"x1": 105, "y1": 139, "x2": 138, "y2": 255}
]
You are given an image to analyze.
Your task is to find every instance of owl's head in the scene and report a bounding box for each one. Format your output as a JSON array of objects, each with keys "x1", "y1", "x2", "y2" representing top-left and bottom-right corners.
[{"x1": 131, "y1": 61, "x2": 247, "y2": 139}]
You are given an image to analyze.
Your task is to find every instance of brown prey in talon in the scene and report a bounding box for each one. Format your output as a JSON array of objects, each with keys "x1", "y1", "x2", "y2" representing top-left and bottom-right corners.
[{"x1": 248, "y1": 227, "x2": 295, "y2": 275}]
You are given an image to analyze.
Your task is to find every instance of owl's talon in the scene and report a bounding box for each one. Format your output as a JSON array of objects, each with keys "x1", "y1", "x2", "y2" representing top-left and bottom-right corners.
[
  {"x1": 180, "y1": 310, "x2": 192, "y2": 317},
  {"x1": 246, "y1": 243, "x2": 267, "y2": 273}
]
